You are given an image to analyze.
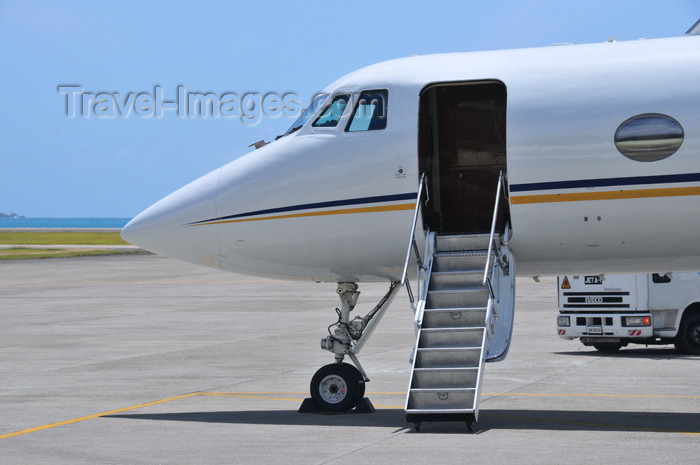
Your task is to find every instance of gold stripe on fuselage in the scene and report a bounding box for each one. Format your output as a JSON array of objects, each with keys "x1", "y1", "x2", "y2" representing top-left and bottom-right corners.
[
  {"x1": 193, "y1": 203, "x2": 415, "y2": 226},
  {"x1": 510, "y1": 186, "x2": 700, "y2": 205}
]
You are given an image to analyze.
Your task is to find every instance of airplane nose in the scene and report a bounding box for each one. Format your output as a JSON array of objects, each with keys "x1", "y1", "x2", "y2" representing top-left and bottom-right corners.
[{"x1": 121, "y1": 168, "x2": 222, "y2": 268}]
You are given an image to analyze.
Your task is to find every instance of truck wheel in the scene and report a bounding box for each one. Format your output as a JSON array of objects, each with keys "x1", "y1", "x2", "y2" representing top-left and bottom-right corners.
[
  {"x1": 674, "y1": 314, "x2": 700, "y2": 355},
  {"x1": 593, "y1": 343, "x2": 622, "y2": 353}
]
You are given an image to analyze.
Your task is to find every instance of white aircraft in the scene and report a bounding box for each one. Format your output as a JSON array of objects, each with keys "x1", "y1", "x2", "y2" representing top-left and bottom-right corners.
[{"x1": 122, "y1": 23, "x2": 700, "y2": 429}]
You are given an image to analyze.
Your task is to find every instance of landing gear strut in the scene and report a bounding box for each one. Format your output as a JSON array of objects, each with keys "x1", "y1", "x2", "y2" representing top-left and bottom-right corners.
[{"x1": 305, "y1": 281, "x2": 400, "y2": 412}]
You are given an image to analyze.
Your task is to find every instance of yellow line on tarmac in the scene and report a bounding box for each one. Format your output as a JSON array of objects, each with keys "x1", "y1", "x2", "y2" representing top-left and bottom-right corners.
[
  {"x1": 200, "y1": 391, "x2": 406, "y2": 396},
  {"x1": 201, "y1": 393, "x2": 305, "y2": 403},
  {"x1": 206, "y1": 391, "x2": 700, "y2": 400},
  {"x1": 0, "y1": 393, "x2": 199, "y2": 440},
  {"x1": 200, "y1": 391, "x2": 308, "y2": 396},
  {"x1": 1, "y1": 279, "x2": 271, "y2": 286},
  {"x1": 483, "y1": 392, "x2": 700, "y2": 399}
]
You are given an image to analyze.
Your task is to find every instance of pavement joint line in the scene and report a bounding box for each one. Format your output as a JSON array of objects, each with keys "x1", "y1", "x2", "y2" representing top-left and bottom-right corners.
[
  {"x1": 482, "y1": 412, "x2": 700, "y2": 436},
  {"x1": 2, "y1": 390, "x2": 698, "y2": 441},
  {"x1": 318, "y1": 422, "x2": 409, "y2": 465}
]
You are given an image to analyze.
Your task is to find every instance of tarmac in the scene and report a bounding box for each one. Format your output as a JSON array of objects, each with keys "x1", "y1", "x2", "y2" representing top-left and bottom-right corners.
[
  {"x1": 0, "y1": 245, "x2": 140, "y2": 250},
  {"x1": 1, "y1": 254, "x2": 698, "y2": 464}
]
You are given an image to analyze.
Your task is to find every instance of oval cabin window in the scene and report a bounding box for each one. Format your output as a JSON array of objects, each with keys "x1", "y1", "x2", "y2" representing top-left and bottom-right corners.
[{"x1": 614, "y1": 113, "x2": 684, "y2": 162}]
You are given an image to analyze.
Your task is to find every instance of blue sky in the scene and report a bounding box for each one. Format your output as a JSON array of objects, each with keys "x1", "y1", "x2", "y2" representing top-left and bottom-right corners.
[{"x1": 1, "y1": 0, "x2": 698, "y2": 217}]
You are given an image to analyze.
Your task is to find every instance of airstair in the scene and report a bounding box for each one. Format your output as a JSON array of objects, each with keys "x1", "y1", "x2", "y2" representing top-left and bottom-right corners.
[{"x1": 401, "y1": 173, "x2": 515, "y2": 431}]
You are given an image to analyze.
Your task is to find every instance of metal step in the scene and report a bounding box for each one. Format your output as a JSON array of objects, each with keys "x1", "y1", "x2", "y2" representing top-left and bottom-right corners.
[
  {"x1": 418, "y1": 327, "x2": 485, "y2": 349},
  {"x1": 405, "y1": 231, "x2": 512, "y2": 425},
  {"x1": 429, "y1": 270, "x2": 484, "y2": 290},
  {"x1": 436, "y1": 234, "x2": 492, "y2": 252},
  {"x1": 422, "y1": 308, "x2": 487, "y2": 328},
  {"x1": 407, "y1": 388, "x2": 476, "y2": 411},
  {"x1": 415, "y1": 347, "x2": 482, "y2": 368},
  {"x1": 426, "y1": 288, "x2": 489, "y2": 308},
  {"x1": 405, "y1": 411, "x2": 476, "y2": 423},
  {"x1": 411, "y1": 367, "x2": 478, "y2": 389},
  {"x1": 433, "y1": 251, "x2": 490, "y2": 272}
]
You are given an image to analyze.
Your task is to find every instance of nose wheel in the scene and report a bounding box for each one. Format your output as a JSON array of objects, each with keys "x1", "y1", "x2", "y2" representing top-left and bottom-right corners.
[
  {"x1": 301, "y1": 282, "x2": 400, "y2": 414},
  {"x1": 310, "y1": 363, "x2": 365, "y2": 412}
]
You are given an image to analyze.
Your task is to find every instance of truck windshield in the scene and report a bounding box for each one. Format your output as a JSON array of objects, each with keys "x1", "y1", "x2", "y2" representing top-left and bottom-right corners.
[{"x1": 282, "y1": 94, "x2": 328, "y2": 137}]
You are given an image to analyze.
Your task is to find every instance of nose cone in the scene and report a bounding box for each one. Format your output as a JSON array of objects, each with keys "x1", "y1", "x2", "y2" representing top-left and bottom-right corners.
[{"x1": 121, "y1": 168, "x2": 222, "y2": 268}]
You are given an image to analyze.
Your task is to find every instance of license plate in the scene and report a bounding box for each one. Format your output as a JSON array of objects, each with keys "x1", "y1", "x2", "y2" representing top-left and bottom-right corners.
[{"x1": 587, "y1": 326, "x2": 603, "y2": 335}]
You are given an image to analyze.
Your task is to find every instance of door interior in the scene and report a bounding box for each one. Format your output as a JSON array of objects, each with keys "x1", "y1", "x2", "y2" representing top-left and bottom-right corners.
[{"x1": 418, "y1": 81, "x2": 509, "y2": 234}]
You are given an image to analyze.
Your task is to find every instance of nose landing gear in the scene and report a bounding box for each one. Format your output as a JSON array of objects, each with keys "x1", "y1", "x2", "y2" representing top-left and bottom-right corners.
[{"x1": 301, "y1": 281, "x2": 400, "y2": 413}]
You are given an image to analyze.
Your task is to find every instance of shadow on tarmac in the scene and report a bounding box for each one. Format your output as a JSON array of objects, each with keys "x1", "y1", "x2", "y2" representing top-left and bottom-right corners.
[
  {"x1": 107, "y1": 408, "x2": 408, "y2": 429},
  {"x1": 554, "y1": 346, "x2": 700, "y2": 360},
  {"x1": 106, "y1": 408, "x2": 700, "y2": 435}
]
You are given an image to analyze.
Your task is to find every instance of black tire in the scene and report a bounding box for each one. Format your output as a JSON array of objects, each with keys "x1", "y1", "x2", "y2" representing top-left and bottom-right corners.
[
  {"x1": 674, "y1": 313, "x2": 700, "y2": 355},
  {"x1": 593, "y1": 342, "x2": 622, "y2": 353},
  {"x1": 310, "y1": 363, "x2": 364, "y2": 412}
]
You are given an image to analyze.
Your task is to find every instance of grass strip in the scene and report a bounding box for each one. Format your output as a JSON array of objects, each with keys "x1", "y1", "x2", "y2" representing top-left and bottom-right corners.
[
  {"x1": 0, "y1": 231, "x2": 129, "y2": 245},
  {"x1": 0, "y1": 247, "x2": 145, "y2": 260}
]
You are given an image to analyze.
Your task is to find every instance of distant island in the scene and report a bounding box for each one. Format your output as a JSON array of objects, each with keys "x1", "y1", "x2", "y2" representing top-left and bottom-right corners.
[{"x1": 0, "y1": 212, "x2": 25, "y2": 218}]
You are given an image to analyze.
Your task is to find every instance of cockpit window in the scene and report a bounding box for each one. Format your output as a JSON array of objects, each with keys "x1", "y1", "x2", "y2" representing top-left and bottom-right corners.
[
  {"x1": 346, "y1": 89, "x2": 388, "y2": 132},
  {"x1": 283, "y1": 93, "x2": 328, "y2": 136},
  {"x1": 312, "y1": 95, "x2": 349, "y2": 127}
]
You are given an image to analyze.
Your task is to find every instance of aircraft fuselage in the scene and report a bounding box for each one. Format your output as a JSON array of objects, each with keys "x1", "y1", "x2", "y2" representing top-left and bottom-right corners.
[{"x1": 122, "y1": 36, "x2": 700, "y2": 281}]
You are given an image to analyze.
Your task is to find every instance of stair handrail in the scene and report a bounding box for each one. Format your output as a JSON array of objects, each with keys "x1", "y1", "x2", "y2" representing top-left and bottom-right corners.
[
  {"x1": 483, "y1": 171, "x2": 505, "y2": 295},
  {"x1": 401, "y1": 172, "x2": 428, "y2": 306}
]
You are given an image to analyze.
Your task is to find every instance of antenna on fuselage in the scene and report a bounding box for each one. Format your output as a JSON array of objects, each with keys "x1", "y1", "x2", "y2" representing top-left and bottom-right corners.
[
  {"x1": 249, "y1": 140, "x2": 269, "y2": 150},
  {"x1": 686, "y1": 18, "x2": 700, "y2": 35}
]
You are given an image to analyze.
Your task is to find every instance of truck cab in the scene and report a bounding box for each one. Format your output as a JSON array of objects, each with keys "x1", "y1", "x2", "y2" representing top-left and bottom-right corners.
[{"x1": 556, "y1": 273, "x2": 700, "y2": 354}]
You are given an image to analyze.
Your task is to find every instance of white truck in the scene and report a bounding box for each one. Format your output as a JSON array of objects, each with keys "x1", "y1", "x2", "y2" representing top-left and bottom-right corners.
[{"x1": 556, "y1": 272, "x2": 700, "y2": 354}]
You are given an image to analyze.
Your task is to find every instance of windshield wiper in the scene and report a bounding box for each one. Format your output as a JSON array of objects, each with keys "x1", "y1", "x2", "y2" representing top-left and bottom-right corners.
[{"x1": 277, "y1": 124, "x2": 303, "y2": 140}]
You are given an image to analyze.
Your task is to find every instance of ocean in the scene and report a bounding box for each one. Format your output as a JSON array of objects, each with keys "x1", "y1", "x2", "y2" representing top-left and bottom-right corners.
[{"x1": 0, "y1": 218, "x2": 131, "y2": 229}]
